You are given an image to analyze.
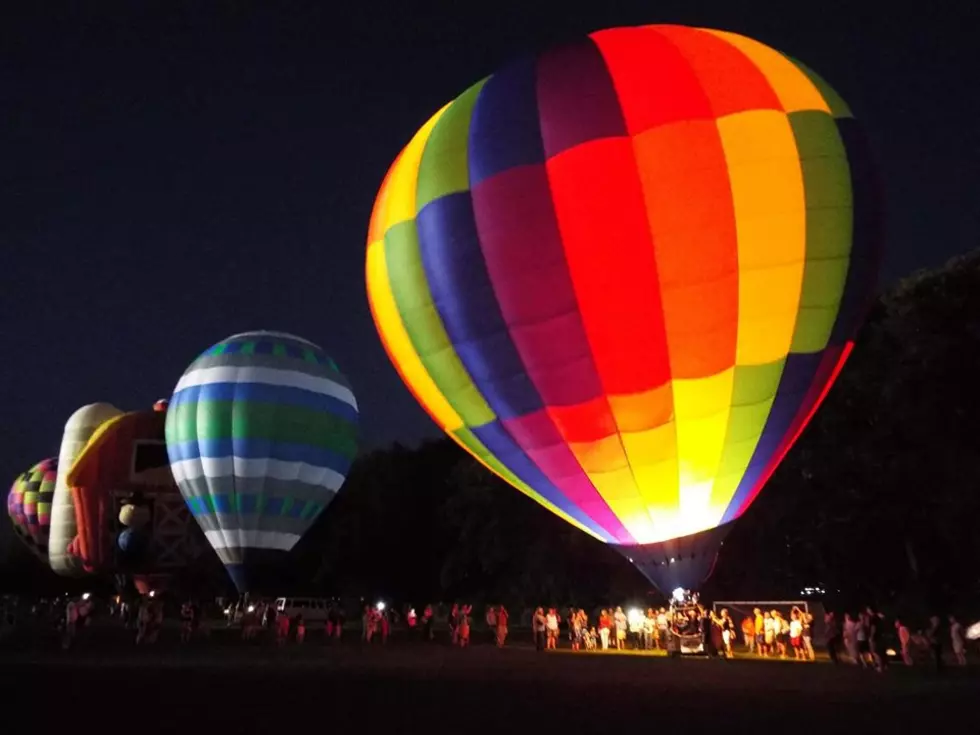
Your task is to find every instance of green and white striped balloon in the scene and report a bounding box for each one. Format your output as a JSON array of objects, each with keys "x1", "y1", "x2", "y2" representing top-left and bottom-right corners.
[{"x1": 165, "y1": 331, "x2": 358, "y2": 592}]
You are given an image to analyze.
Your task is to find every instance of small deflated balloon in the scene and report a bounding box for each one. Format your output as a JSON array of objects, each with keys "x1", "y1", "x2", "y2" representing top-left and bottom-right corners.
[
  {"x1": 118, "y1": 504, "x2": 151, "y2": 529},
  {"x1": 366, "y1": 25, "x2": 880, "y2": 592},
  {"x1": 117, "y1": 528, "x2": 148, "y2": 555},
  {"x1": 165, "y1": 331, "x2": 359, "y2": 592}
]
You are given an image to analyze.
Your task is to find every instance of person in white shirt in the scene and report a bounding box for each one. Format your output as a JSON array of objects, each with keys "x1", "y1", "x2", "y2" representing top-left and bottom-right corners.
[
  {"x1": 949, "y1": 615, "x2": 967, "y2": 665},
  {"x1": 545, "y1": 608, "x2": 559, "y2": 650},
  {"x1": 789, "y1": 610, "x2": 805, "y2": 659}
]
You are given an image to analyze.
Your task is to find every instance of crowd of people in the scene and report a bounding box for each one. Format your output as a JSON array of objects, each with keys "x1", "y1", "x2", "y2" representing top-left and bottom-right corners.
[{"x1": 1, "y1": 593, "x2": 975, "y2": 670}]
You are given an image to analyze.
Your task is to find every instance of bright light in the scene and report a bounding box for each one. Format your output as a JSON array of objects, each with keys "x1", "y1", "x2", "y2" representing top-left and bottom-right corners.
[
  {"x1": 148, "y1": 591, "x2": 156, "y2": 598},
  {"x1": 81, "y1": 592, "x2": 91, "y2": 601},
  {"x1": 800, "y1": 586, "x2": 826, "y2": 596},
  {"x1": 966, "y1": 621, "x2": 980, "y2": 641},
  {"x1": 376, "y1": 601, "x2": 386, "y2": 612},
  {"x1": 672, "y1": 588, "x2": 686, "y2": 604},
  {"x1": 223, "y1": 608, "x2": 231, "y2": 615},
  {"x1": 247, "y1": 605, "x2": 256, "y2": 613},
  {"x1": 885, "y1": 648, "x2": 897, "y2": 657},
  {"x1": 627, "y1": 608, "x2": 643, "y2": 626},
  {"x1": 669, "y1": 557, "x2": 675, "y2": 563}
]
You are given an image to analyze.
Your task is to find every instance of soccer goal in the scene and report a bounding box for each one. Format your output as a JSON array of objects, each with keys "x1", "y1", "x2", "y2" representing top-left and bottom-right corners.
[{"x1": 712, "y1": 600, "x2": 827, "y2": 646}]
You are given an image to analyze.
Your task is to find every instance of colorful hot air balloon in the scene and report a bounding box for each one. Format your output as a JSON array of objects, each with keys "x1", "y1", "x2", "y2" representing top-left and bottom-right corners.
[
  {"x1": 366, "y1": 25, "x2": 881, "y2": 593},
  {"x1": 7, "y1": 458, "x2": 58, "y2": 563},
  {"x1": 165, "y1": 331, "x2": 359, "y2": 592}
]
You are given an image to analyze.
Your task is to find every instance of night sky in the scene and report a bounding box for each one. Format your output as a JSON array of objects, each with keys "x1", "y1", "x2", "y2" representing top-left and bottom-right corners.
[{"x1": 3, "y1": 1, "x2": 977, "y2": 493}]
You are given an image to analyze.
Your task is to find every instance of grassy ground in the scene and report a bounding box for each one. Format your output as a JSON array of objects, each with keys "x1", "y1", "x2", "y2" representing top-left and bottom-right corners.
[{"x1": 1, "y1": 623, "x2": 974, "y2": 733}]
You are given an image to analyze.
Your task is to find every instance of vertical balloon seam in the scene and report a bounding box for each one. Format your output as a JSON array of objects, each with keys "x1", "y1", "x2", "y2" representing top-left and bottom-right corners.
[
  {"x1": 714, "y1": 33, "x2": 807, "y2": 533},
  {"x1": 726, "y1": 109, "x2": 882, "y2": 517},
  {"x1": 632, "y1": 25, "x2": 753, "y2": 539},
  {"x1": 607, "y1": 25, "x2": 730, "y2": 541},
  {"x1": 463, "y1": 53, "x2": 638, "y2": 543},
  {"x1": 719, "y1": 56, "x2": 855, "y2": 523},
  {"x1": 443, "y1": 55, "x2": 634, "y2": 542},
  {"x1": 611, "y1": 25, "x2": 740, "y2": 541},
  {"x1": 697, "y1": 28, "x2": 835, "y2": 524},
  {"x1": 694, "y1": 32, "x2": 786, "y2": 529},
  {"x1": 555, "y1": 33, "x2": 676, "y2": 543},
  {"x1": 366, "y1": 152, "x2": 608, "y2": 541},
  {"x1": 367, "y1": 177, "x2": 469, "y2": 433},
  {"x1": 674, "y1": 27, "x2": 746, "y2": 537},
  {"x1": 385, "y1": 105, "x2": 492, "y2": 428},
  {"x1": 644, "y1": 26, "x2": 809, "y2": 536},
  {"x1": 395, "y1": 89, "x2": 619, "y2": 542}
]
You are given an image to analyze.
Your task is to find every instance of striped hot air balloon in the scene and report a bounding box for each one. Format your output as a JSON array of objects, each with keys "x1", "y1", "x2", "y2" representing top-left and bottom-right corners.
[
  {"x1": 7, "y1": 458, "x2": 58, "y2": 563},
  {"x1": 366, "y1": 25, "x2": 881, "y2": 593},
  {"x1": 165, "y1": 331, "x2": 359, "y2": 592}
]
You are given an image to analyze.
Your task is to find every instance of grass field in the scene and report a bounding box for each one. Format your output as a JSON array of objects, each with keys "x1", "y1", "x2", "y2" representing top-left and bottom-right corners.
[{"x1": 1, "y1": 623, "x2": 975, "y2": 732}]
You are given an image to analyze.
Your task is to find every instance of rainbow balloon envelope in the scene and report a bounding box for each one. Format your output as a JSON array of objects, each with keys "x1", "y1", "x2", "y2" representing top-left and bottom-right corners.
[{"x1": 366, "y1": 25, "x2": 881, "y2": 592}]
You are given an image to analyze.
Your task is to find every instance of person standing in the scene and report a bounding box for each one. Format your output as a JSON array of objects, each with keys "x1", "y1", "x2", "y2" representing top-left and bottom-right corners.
[
  {"x1": 949, "y1": 615, "x2": 966, "y2": 666},
  {"x1": 825, "y1": 611, "x2": 842, "y2": 664},
  {"x1": 926, "y1": 615, "x2": 944, "y2": 672},
  {"x1": 532, "y1": 607, "x2": 547, "y2": 651},
  {"x1": 485, "y1": 605, "x2": 497, "y2": 645},
  {"x1": 496, "y1": 605, "x2": 509, "y2": 648},
  {"x1": 895, "y1": 619, "x2": 913, "y2": 665}
]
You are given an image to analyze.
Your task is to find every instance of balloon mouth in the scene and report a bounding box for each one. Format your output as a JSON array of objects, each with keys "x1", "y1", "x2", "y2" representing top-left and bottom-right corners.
[{"x1": 612, "y1": 521, "x2": 735, "y2": 594}]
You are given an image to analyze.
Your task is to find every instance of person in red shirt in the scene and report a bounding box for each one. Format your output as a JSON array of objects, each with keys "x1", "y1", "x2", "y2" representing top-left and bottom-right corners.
[
  {"x1": 496, "y1": 606, "x2": 509, "y2": 648},
  {"x1": 276, "y1": 611, "x2": 290, "y2": 646}
]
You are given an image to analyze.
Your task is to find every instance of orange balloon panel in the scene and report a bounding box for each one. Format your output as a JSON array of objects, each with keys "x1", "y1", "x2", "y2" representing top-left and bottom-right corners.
[{"x1": 366, "y1": 25, "x2": 880, "y2": 553}]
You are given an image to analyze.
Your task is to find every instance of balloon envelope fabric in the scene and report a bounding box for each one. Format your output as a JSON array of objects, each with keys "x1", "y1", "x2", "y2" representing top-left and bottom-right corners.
[
  {"x1": 165, "y1": 331, "x2": 359, "y2": 592},
  {"x1": 366, "y1": 25, "x2": 880, "y2": 584},
  {"x1": 7, "y1": 458, "x2": 58, "y2": 561}
]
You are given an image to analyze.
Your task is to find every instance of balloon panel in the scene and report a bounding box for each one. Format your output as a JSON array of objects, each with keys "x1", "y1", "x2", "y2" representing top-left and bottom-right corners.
[
  {"x1": 366, "y1": 25, "x2": 880, "y2": 550},
  {"x1": 166, "y1": 331, "x2": 359, "y2": 591}
]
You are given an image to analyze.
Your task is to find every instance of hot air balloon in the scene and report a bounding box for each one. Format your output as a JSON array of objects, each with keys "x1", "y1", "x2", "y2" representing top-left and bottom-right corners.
[
  {"x1": 7, "y1": 458, "x2": 58, "y2": 562},
  {"x1": 65, "y1": 403, "x2": 203, "y2": 578},
  {"x1": 165, "y1": 331, "x2": 360, "y2": 593},
  {"x1": 365, "y1": 25, "x2": 881, "y2": 594},
  {"x1": 49, "y1": 403, "x2": 123, "y2": 576}
]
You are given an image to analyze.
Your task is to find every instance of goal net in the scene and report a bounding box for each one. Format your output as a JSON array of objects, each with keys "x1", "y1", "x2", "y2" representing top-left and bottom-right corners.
[{"x1": 712, "y1": 600, "x2": 827, "y2": 646}]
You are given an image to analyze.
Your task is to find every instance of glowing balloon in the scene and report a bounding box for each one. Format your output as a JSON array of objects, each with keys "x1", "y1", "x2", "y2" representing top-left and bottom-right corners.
[
  {"x1": 165, "y1": 331, "x2": 359, "y2": 592},
  {"x1": 366, "y1": 25, "x2": 880, "y2": 592}
]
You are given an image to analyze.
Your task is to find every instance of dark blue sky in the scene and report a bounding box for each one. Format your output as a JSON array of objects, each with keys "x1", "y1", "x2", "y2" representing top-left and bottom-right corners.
[{"x1": 3, "y1": 1, "x2": 977, "y2": 488}]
